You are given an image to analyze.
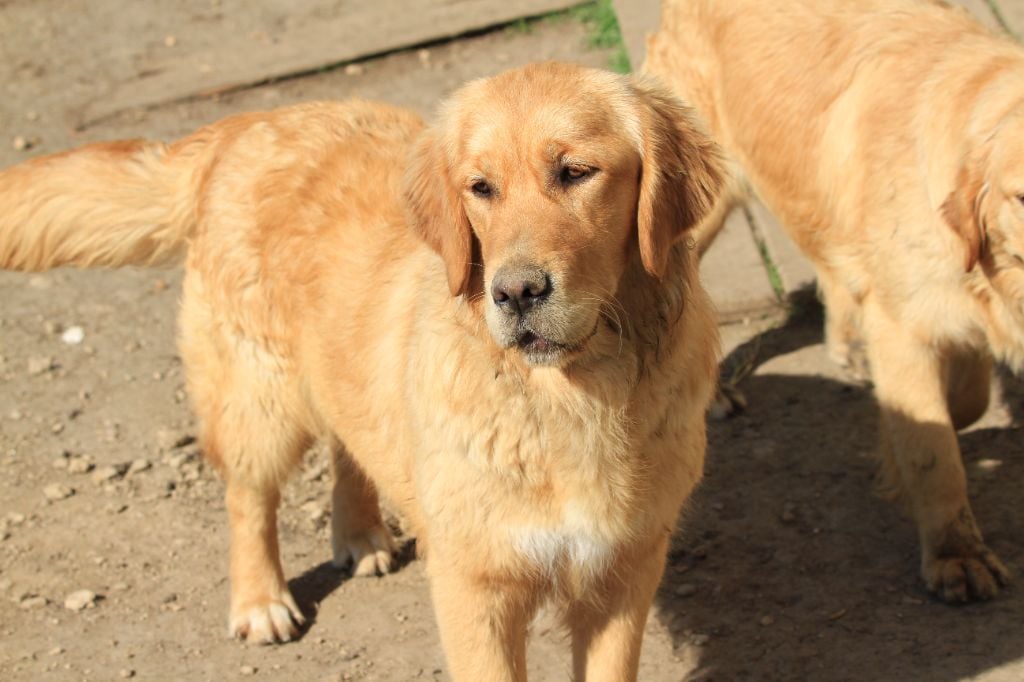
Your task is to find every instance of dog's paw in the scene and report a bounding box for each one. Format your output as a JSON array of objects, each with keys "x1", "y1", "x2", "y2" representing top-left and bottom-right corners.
[
  {"x1": 922, "y1": 536, "x2": 1012, "y2": 603},
  {"x1": 827, "y1": 338, "x2": 871, "y2": 383},
  {"x1": 229, "y1": 591, "x2": 305, "y2": 644},
  {"x1": 707, "y1": 383, "x2": 747, "y2": 420},
  {"x1": 332, "y1": 524, "x2": 396, "y2": 577}
]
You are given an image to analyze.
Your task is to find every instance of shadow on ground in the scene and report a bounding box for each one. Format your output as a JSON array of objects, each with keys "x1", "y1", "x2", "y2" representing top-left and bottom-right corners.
[{"x1": 654, "y1": 295, "x2": 1024, "y2": 680}]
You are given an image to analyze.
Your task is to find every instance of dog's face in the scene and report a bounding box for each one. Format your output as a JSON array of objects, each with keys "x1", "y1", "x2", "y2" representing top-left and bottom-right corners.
[{"x1": 405, "y1": 63, "x2": 722, "y2": 366}]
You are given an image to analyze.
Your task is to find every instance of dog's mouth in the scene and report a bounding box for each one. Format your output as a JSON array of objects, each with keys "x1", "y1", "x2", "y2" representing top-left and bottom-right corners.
[
  {"x1": 518, "y1": 330, "x2": 558, "y2": 354},
  {"x1": 513, "y1": 323, "x2": 597, "y2": 366}
]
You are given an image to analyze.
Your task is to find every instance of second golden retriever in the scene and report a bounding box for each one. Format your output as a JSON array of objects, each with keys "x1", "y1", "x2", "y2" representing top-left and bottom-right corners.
[
  {"x1": 0, "y1": 62, "x2": 723, "y2": 679},
  {"x1": 645, "y1": 0, "x2": 1024, "y2": 601}
]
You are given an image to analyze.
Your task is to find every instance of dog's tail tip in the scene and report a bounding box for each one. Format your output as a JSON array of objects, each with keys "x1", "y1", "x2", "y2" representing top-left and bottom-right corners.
[{"x1": 0, "y1": 139, "x2": 197, "y2": 272}]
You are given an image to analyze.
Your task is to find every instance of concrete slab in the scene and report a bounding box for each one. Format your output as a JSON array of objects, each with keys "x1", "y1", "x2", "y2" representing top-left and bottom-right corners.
[
  {"x1": 745, "y1": 199, "x2": 817, "y2": 298},
  {"x1": 951, "y1": 0, "x2": 1004, "y2": 31},
  {"x1": 700, "y1": 208, "x2": 781, "y2": 323},
  {"x1": 0, "y1": 0, "x2": 581, "y2": 129},
  {"x1": 986, "y1": 0, "x2": 1024, "y2": 35},
  {"x1": 611, "y1": 0, "x2": 659, "y2": 68}
]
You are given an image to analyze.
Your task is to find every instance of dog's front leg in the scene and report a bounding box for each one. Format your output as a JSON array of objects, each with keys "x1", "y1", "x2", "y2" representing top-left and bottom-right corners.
[
  {"x1": 427, "y1": 560, "x2": 536, "y2": 682},
  {"x1": 226, "y1": 478, "x2": 305, "y2": 642},
  {"x1": 566, "y1": 536, "x2": 668, "y2": 682},
  {"x1": 862, "y1": 300, "x2": 1010, "y2": 602}
]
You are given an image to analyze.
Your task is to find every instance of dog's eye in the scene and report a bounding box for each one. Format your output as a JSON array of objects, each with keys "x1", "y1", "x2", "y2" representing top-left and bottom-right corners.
[
  {"x1": 471, "y1": 180, "x2": 493, "y2": 198},
  {"x1": 559, "y1": 164, "x2": 593, "y2": 185}
]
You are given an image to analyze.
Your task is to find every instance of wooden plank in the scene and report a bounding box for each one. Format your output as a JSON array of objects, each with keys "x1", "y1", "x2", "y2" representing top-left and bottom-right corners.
[{"x1": 0, "y1": 0, "x2": 581, "y2": 128}]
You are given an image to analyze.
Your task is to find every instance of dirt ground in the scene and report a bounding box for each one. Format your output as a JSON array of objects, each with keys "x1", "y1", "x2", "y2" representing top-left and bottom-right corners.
[{"x1": 3, "y1": 6, "x2": 1024, "y2": 682}]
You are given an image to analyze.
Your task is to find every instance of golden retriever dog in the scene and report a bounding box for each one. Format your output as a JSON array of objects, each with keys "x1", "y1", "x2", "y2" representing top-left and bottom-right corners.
[
  {"x1": 0, "y1": 62, "x2": 723, "y2": 679},
  {"x1": 645, "y1": 0, "x2": 1024, "y2": 602}
]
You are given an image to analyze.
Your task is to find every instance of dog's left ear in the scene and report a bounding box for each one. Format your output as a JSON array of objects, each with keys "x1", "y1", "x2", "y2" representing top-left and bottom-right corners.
[
  {"x1": 941, "y1": 151, "x2": 990, "y2": 272},
  {"x1": 403, "y1": 130, "x2": 474, "y2": 296},
  {"x1": 632, "y1": 77, "x2": 725, "y2": 278}
]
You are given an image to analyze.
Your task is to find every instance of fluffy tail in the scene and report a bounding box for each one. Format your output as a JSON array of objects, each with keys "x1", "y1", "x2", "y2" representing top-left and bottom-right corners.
[{"x1": 0, "y1": 138, "x2": 203, "y2": 271}]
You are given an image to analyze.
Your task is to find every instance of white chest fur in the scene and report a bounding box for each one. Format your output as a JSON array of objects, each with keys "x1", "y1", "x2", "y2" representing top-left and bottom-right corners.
[{"x1": 509, "y1": 502, "x2": 617, "y2": 576}]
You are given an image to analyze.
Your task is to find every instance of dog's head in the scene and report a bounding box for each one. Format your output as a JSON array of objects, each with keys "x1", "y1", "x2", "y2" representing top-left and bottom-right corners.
[
  {"x1": 943, "y1": 110, "x2": 1024, "y2": 308},
  {"x1": 405, "y1": 62, "x2": 722, "y2": 367}
]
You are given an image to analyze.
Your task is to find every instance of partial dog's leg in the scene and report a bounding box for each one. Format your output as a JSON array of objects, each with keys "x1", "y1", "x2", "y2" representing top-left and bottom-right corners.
[
  {"x1": 863, "y1": 299, "x2": 1010, "y2": 602},
  {"x1": 225, "y1": 476, "x2": 305, "y2": 642},
  {"x1": 817, "y1": 268, "x2": 863, "y2": 374},
  {"x1": 179, "y1": 275, "x2": 307, "y2": 643},
  {"x1": 566, "y1": 537, "x2": 667, "y2": 682},
  {"x1": 427, "y1": 562, "x2": 536, "y2": 682},
  {"x1": 944, "y1": 347, "x2": 993, "y2": 431},
  {"x1": 329, "y1": 443, "x2": 396, "y2": 576}
]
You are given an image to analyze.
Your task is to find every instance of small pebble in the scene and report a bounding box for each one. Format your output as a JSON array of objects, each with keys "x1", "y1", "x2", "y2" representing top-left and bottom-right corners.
[
  {"x1": 60, "y1": 326, "x2": 84, "y2": 345},
  {"x1": 27, "y1": 356, "x2": 54, "y2": 375},
  {"x1": 43, "y1": 483, "x2": 74, "y2": 501},
  {"x1": 12, "y1": 135, "x2": 29, "y2": 151},
  {"x1": 164, "y1": 35, "x2": 177, "y2": 47},
  {"x1": 155, "y1": 428, "x2": 194, "y2": 451},
  {"x1": 120, "y1": 669, "x2": 135, "y2": 679},
  {"x1": 128, "y1": 459, "x2": 152, "y2": 475},
  {"x1": 301, "y1": 501, "x2": 326, "y2": 522},
  {"x1": 91, "y1": 465, "x2": 127, "y2": 485},
  {"x1": 240, "y1": 665, "x2": 256, "y2": 676},
  {"x1": 63, "y1": 589, "x2": 97, "y2": 612},
  {"x1": 760, "y1": 614, "x2": 775, "y2": 627},
  {"x1": 343, "y1": 63, "x2": 364, "y2": 76},
  {"x1": 67, "y1": 456, "x2": 94, "y2": 474},
  {"x1": 19, "y1": 595, "x2": 47, "y2": 610},
  {"x1": 674, "y1": 583, "x2": 697, "y2": 598}
]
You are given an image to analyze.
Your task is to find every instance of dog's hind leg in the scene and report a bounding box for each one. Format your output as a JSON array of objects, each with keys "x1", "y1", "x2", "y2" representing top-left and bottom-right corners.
[
  {"x1": 817, "y1": 268, "x2": 865, "y2": 377},
  {"x1": 329, "y1": 442, "x2": 396, "y2": 576},
  {"x1": 179, "y1": 274, "x2": 308, "y2": 644},
  {"x1": 862, "y1": 298, "x2": 1010, "y2": 602}
]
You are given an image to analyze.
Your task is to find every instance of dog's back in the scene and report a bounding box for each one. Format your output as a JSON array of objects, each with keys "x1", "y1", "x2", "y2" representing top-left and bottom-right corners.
[{"x1": 647, "y1": 0, "x2": 1021, "y2": 260}]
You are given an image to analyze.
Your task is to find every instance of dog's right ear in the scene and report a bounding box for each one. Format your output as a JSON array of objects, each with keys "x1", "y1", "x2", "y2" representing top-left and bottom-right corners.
[
  {"x1": 403, "y1": 131, "x2": 473, "y2": 297},
  {"x1": 631, "y1": 76, "x2": 725, "y2": 279},
  {"x1": 941, "y1": 152, "x2": 990, "y2": 272}
]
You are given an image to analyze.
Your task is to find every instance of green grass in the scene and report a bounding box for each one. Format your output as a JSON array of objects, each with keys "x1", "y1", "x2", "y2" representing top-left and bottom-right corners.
[
  {"x1": 570, "y1": 0, "x2": 632, "y2": 73},
  {"x1": 742, "y1": 206, "x2": 786, "y2": 304},
  {"x1": 505, "y1": 17, "x2": 534, "y2": 36},
  {"x1": 503, "y1": 0, "x2": 632, "y2": 74},
  {"x1": 984, "y1": 0, "x2": 1018, "y2": 39}
]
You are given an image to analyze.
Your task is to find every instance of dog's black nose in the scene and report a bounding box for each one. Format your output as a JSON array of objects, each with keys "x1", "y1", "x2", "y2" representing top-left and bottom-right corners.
[{"x1": 491, "y1": 265, "x2": 552, "y2": 314}]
